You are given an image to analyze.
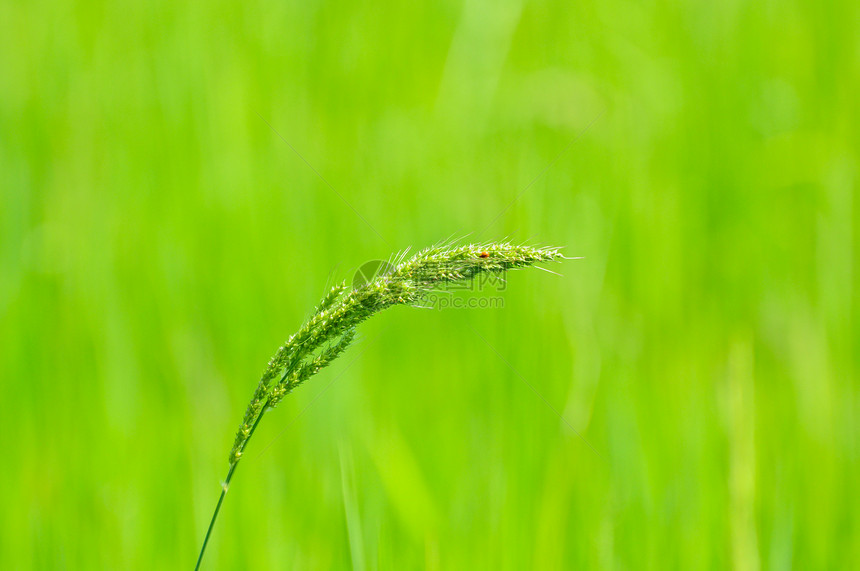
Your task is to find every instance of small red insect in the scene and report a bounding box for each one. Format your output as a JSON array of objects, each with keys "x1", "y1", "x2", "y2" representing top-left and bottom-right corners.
[{"x1": 479, "y1": 251, "x2": 490, "y2": 258}]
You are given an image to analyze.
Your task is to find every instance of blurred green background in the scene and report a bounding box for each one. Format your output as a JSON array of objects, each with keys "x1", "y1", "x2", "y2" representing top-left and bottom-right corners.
[{"x1": 1, "y1": 0, "x2": 857, "y2": 568}]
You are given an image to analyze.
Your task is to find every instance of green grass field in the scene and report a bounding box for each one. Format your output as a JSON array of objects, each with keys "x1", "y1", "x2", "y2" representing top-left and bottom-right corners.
[{"x1": 1, "y1": 0, "x2": 857, "y2": 568}]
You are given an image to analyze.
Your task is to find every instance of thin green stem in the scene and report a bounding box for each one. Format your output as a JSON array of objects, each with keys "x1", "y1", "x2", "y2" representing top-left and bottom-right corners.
[{"x1": 194, "y1": 405, "x2": 268, "y2": 571}]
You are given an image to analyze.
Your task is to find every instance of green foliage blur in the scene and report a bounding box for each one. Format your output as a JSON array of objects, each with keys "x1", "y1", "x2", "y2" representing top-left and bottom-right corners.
[{"x1": 1, "y1": 0, "x2": 857, "y2": 568}]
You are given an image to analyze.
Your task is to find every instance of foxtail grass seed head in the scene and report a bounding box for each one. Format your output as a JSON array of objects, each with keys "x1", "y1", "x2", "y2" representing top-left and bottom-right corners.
[{"x1": 226, "y1": 241, "x2": 562, "y2": 465}]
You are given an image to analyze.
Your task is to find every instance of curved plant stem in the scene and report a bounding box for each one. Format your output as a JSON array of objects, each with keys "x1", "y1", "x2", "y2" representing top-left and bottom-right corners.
[{"x1": 194, "y1": 405, "x2": 267, "y2": 571}]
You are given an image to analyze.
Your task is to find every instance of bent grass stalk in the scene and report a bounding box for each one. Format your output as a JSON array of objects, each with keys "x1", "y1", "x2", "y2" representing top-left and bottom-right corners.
[{"x1": 194, "y1": 241, "x2": 564, "y2": 569}]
